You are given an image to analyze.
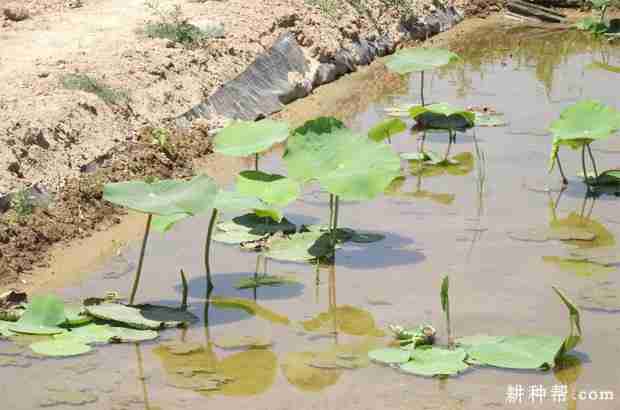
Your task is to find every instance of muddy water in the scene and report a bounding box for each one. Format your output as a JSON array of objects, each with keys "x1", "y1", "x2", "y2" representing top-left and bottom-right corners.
[{"x1": 3, "y1": 22, "x2": 620, "y2": 410}]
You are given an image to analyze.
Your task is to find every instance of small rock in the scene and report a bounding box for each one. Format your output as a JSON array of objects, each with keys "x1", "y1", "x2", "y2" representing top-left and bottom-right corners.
[{"x1": 3, "y1": 6, "x2": 30, "y2": 22}]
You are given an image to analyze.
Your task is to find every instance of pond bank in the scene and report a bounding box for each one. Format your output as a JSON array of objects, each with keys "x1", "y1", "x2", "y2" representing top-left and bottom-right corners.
[{"x1": 0, "y1": 3, "x2": 497, "y2": 291}]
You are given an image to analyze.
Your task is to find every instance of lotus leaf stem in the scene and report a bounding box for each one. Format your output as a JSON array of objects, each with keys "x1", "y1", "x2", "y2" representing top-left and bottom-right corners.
[
  {"x1": 329, "y1": 193, "x2": 335, "y2": 228},
  {"x1": 331, "y1": 195, "x2": 340, "y2": 249},
  {"x1": 555, "y1": 151, "x2": 568, "y2": 186},
  {"x1": 129, "y1": 213, "x2": 152, "y2": 305},
  {"x1": 205, "y1": 208, "x2": 219, "y2": 292},
  {"x1": 254, "y1": 153, "x2": 259, "y2": 171},
  {"x1": 180, "y1": 269, "x2": 189, "y2": 311},
  {"x1": 586, "y1": 144, "x2": 599, "y2": 180},
  {"x1": 581, "y1": 145, "x2": 590, "y2": 189},
  {"x1": 420, "y1": 71, "x2": 425, "y2": 107}
]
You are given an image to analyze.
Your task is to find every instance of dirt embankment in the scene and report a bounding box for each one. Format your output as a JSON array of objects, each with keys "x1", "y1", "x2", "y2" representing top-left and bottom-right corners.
[{"x1": 0, "y1": 0, "x2": 494, "y2": 287}]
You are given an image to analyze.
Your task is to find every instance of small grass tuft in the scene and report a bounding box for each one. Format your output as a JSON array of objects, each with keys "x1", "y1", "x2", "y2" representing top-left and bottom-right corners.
[
  {"x1": 10, "y1": 190, "x2": 34, "y2": 218},
  {"x1": 61, "y1": 74, "x2": 129, "y2": 105}
]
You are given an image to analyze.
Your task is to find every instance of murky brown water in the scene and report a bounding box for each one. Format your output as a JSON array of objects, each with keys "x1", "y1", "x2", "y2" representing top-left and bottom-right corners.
[{"x1": 3, "y1": 20, "x2": 620, "y2": 410}]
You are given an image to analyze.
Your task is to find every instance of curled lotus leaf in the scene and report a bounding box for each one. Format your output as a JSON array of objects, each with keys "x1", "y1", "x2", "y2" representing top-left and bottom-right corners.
[{"x1": 9, "y1": 295, "x2": 66, "y2": 335}]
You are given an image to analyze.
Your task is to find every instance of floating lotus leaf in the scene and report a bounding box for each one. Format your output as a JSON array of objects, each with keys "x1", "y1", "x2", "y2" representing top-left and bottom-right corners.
[
  {"x1": 284, "y1": 117, "x2": 401, "y2": 200},
  {"x1": 578, "y1": 281, "x2": 620, "y2": 312},
  {"x1": 263, "y1": 231, "x2": 332, "y2": 262},
  {"x1": 301, "y1": 305, "x2": 384, "y2": 337},
  {"x1": 219, "y1": 213, "x2": 296, "y2": 235},
  {"x1": 368, "y1": 348, "x2": 411, "y2": 364},
  {"x1": 85, "y1": 304, "x2": 167, "y2": 330},
  {"x1": 212, "y1": 335, "x2": 272, "y2": 349},
  {"x1": 456, "y1": 334, "x2": 505, "y2": 350},
  {"x1": 410, "y1": 104, "x2": 475, "y2": 131},
  {"x1": 210, "y1": 297, "x2": 290, "y2": 325},
  {"x1": 281, "y1": 352, "x2": 342, "y2": 392},
  {"x1": 466, "y1": 335, "x2": 564, "y2": 370},
  {"x1": 236, "y1": 171, "x2": 301, "y2": 208},
  {"x1": 64, "y1": 304, "x2": 93, "y2": 326},
  {"x1": 30, "y1": 339, "x2": 92, "y2": 357},
  {"x1": 136, "y1": 304, "x2": 199, "y2": 324},
  {"x1": 215, "y1": 349, "x2": 278, "y2": 396},
  {"x1": 384, "y1": 48, "x2": 459, "y2": 74},
  {"x1": 103, "y1": 174, "x2": 218, "y2": 216},
  {"x1": 110, "y1": 327, "x2": 159, "y2": 343},
  {"x1": 368, "y1": 118, "x2": 407, "y2": 142},
  {"x1": 235, "y1": 274, "x2": 300, "y2": 289},
  {"x1": 55, "y1": 324, "x2": 118, "y2": 344},
  {"x1": 9, "y1": 295, "x2": 66, "y2": 335},
  {"x1": 549, "y1": 100, "x2": 620, "y2": 169},
  {"x1": 214, "y1": 119, "x2": 290, "y2": 157},
  {"x1": 213, "y1": 229, "x2": 268, "y2": 245},
  {"x1": 400, "y1": 347, "x2": 469, "y2": 376}
]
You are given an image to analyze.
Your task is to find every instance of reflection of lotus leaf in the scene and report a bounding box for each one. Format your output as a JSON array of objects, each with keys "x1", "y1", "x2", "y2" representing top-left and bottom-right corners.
[
  {"x1": 281, "y1": 352, "x2": 342, "y2": 392},
  {"x1": 554, "y1": 354, "x2": 582, "y2": 385},
  {"x1": 542, "y1": 256, "x2": 615, "y2": 277},
  {"x1": 550, "y1": 213, "x2": 615, "y2": 249},
  {"x1": 210, "y1": 297, "x2": 290, "y2": 325},
  {"x1": 410, "y1": 152, "x2": 474, "y2": 177},
  {"x1": 301, "y1": 306, "x2": 385, "y2": 337},
  {"x1": 578, "y1": 281, "x2": 620, "y2": 312},
  {"x1": 216, "y1": 350, "x2": 277, "y2": 396},
  {"x1": 153, "y1": 343, "x2": 218, "y2": 390}
]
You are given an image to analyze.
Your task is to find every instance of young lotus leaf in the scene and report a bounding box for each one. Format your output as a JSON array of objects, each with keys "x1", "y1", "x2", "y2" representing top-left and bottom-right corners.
[
  {"x1": 103, "y1": 174, "x2": 218, "y2": 216},
  {"x1": 236, "y1": 171, "x2": 301, "y2": 208},
  {"x1": 384, "y1": 48, "x2": 459, "y2": 74},
  {"x1": 85, "y1": 304, "x2": 167, "y2": 330},
  {"x1": 368, "y1": 118, "x2": 407, "y2": 142},
  {"x1": 263, "y1": 232, "x2": 332, "y2": 262},
  {"x1": 211, "y1": 297, "x2": 290, "y2": 325},
  {"x1": 466, "y1": 335, "x2": 564, "y2": 370},
  {"x1": 399, "y1": 347, "x2": 469, "y2": 376},
  {"x1": 214, "y1": 119, "x2": 290, "y2": 157},
  {"x1": 30, "y1": 340, "x2": 92, "y2": 357},
  {"x1": 284, "y1": 118, "x2": 401, "y2": 200},
  {"x1": 553, "y1": 286, "x2": 582, "y2": 356},
  {"x1": 235, "y1": 275, "x2": 300, "y2": 289},
  {"x1": 10, "y1": 295, "x2": 66, "y2": 335},
  {"x1": 368, "y1": 348, "x2": 411, "y2": 364},
  {"x1": 409, "y1": 104, "x2": 475, "y2": 131},
  {"x1": 64, "y1": 304, "x2": 93, "y2": 327},
  {"x1": 549, "y1": 100, "x2": 620, "y2": 167}
]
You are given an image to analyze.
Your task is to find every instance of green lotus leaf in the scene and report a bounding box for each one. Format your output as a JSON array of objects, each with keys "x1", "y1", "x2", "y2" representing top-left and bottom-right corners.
[
  {"x1": 456, "y1": 334, "x2": 505, "y2": 350},
  {"x1": 235, "y1": 275, "x2": 300, "y2": 289},
  {"x1": 384, "y1": 48, "x2": 459, "y2": 74},
  {"x1": 368, "y1": 118, "x2": 407, "y2": 142},
  {"x1": 236, "y1": 171, "x2": 301, "y2": 208},
  {"x1": 136, "y1": 304, "x2": 199, "y2": 324},
  {"x1": 474, "y1": 112, "x2": 508, "y2": 127},
  {"x1": 399, "y1": 346, "x2": 469, "y2": 376},
  {"x1": 84, "y1": 304, "x2": 168, "y2": 330},
  {"x1": 409, "y1": 103, "x2": 475, "y2": 131},
  {"x1": 213, "y1": 229, "x2": 268, "y2": 245},
  {"x1": 218, "y1": 213, "x2": 296, "y2": 236},
  {"x1": 549, "y1": 100, "x2": 620, "y2": 167},
  {"x1": 103, "y1": 174, "x2": 218, "y2": 216},
  {"x1": 263, "y1": 232, "x2": 332, "y2": 262},
  {"x1": 591, "y1": 169, "x2": 620, "y2": 186},
  {"x1": 55, "y1": 324, "x2": 118, "y2": 344},
  {"x1": 368, "y1": 348, "x2": 411, "y2": 364},
  {"x1": 466, "y1": 335, "x2": 564, "y2": 370},
  {"x1": 110, "y1": 327, "x2": 159, "y2": 343},
  {"x1": 553, "y1": 286, "x2": 582, "y2": 356},
  {"x1": 214, "y1": 119, "x2": 290, "y2": 157},
  {"x1": 64, "y1": 304, "x2": 93, "y2": 326},
  {"x1": 151, "y1": 213, "x2": 188, "y2": 233},
  {"x1": 400, "y1": 152, "x2": 427, "y2": 161},
  {"x1": 211, "y1": 297, "x2": 290, "y2": 325},
  {"x1": 284, "y1": 118, "x2": 401, "y2": 200},
  {"x1": 30, "y1": 340, "x2": 92, "y2": 357},
  {"x1": 10, "y1": 295, "x2": 66, "y2": 335}
]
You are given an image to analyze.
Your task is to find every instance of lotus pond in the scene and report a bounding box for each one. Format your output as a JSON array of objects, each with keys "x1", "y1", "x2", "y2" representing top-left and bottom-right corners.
[{"x1": 2, "y1": 20, "x2": 620, "y2": 410}]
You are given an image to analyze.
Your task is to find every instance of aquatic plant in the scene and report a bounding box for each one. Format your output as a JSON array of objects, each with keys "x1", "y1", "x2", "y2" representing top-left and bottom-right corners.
[
  {"x1": 548, "y1": 100, "x2": 620, "y2": 187},
  {"x1": 103, "y1": 175, "x2": 218, "y2": 303},
  {"x1": 214, "y1": 119, "x2": 290, "y2": 170},
  {"x1": 368, "y1": 118, "x2": 407, "y2": 143},
  {"x1": 576, "y1": 0, "x2": 620, "y2": 38},
  {"x1": 284, "y1": 117, "x2": 401, "y2": 250},
  {"x1": 385, "y1": 48, "x2": 460, "y2": 106}
]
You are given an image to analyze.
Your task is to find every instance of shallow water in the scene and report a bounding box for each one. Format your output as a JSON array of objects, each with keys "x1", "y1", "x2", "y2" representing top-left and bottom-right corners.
[{"x1": 3, "y1": 22, "x2": 620, "y2": 410}]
